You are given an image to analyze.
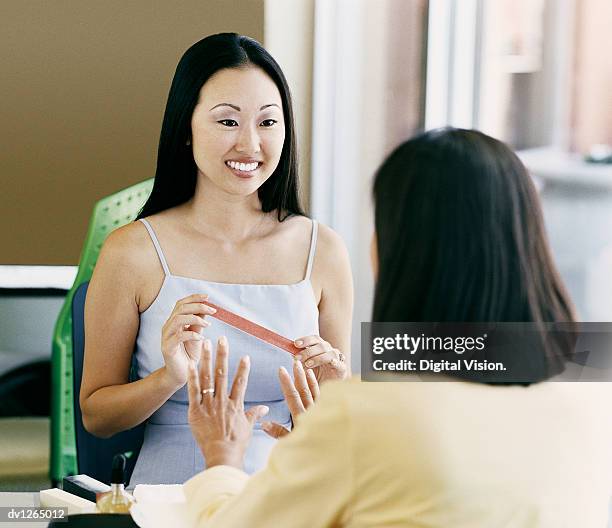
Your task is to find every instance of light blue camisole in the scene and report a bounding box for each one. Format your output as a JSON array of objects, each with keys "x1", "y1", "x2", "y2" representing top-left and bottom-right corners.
[{"x1": 128, "y1": 218, "x2": 319, "y2": 486}]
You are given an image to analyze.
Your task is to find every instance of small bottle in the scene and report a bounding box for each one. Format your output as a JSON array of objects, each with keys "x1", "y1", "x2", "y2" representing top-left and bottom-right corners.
[{"x1": 96, "y1": 454, "x2": 136, "y2": 514}]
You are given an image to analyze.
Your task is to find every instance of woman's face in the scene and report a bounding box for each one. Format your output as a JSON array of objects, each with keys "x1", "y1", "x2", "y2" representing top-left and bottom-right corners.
[{"x1": 190, "y1": 66, "x2": 285, "y2": 197}]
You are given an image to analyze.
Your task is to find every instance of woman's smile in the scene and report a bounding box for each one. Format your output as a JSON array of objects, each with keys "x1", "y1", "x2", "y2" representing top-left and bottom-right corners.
[{"x1": 225, "y1": 159, "x2": 263, "y2": 178}]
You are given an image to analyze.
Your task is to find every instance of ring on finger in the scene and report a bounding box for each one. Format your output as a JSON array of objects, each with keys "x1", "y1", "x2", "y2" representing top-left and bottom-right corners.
[{"x1": 201, "y1": 388, "x2": 214, "y2": 395}]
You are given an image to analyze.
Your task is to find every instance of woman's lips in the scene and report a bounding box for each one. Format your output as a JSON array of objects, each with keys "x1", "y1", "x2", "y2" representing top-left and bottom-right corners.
[{"x1": 225, "y1": 161, "x2": 262, "y2": 179}]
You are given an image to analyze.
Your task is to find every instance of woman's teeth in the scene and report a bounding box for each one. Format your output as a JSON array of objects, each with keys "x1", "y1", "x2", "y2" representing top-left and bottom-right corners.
[{"x1": 226, "y1": 161, "x2": 259, "y2": 172}]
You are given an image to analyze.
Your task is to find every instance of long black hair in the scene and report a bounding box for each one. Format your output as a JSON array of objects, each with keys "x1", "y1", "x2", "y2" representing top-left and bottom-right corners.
[
  {"x1": 372, "y1": 128, "x2": 574, "y2": 324},
  {"x1": 371, "y1": 128, "x2": 576, "y2": 381},
  {"x1": 137, "y1": 33, "x2": 304, "y2": 221}
]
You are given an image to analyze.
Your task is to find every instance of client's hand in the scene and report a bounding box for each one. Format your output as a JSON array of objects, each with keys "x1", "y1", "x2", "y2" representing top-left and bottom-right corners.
[
  {"x1": 187, "y1": 336, "x2": 269, "y2": 469},
  {"x1": 262, "y1": 359, "x2": 319, "y2": 439}
]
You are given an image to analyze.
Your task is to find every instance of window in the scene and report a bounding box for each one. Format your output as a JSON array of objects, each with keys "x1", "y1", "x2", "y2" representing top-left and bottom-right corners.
[{"x1": 426, "y1": 0, "x2": 612, "y2": 319}]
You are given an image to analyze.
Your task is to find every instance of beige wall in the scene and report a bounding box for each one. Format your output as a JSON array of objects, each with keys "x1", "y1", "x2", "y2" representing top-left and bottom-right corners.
[{"x1": 1, "y1": 1, "x2": 264, "y2": 265}]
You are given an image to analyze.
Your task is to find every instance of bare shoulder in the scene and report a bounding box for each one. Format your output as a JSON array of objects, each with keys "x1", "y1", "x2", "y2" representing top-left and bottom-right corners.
[
  {"x1": 275, "y1": 213, "x2": 313, "y2": 235},
  {"x1": 275, "y1": 215, "x2": 347, "y2": 255},
  {"x1": 310, "y1": 221, "x2": 352, "y2": 295},
  {"x1": 87, "y1": 219, "x2": 166, "y2": 313},
  {"x1": 98, "y1": 220, "x2": 156, "y2": 271},
  {"x1": 314, "y1": 222, "x2": 351, "y2": 267},
  {"x1": 92, "y1": 220, "x2": 162, "y2": 296}
]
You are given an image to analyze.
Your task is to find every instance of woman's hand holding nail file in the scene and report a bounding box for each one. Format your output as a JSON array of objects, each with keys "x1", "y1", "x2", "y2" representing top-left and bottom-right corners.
[
  {"x1": 161, "y1": 293, "x2": 217, "y2": 388},
  {"x1": 293, "y1": 335, "x2": 348, "y2": 381}
]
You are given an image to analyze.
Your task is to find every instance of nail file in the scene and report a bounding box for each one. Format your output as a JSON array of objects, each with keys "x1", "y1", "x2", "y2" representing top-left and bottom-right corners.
[{"x1": 202, "y1": 300, "x2": 301, "y2": 356}]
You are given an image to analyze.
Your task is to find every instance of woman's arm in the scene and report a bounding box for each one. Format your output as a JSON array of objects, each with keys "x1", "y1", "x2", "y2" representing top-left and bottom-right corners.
[
  {"x1": 79, "y1": 225, "x2": 183, "y2": 437},
  {"x1": 80, "y1": 223, "x2": 215, "y2": 437},
  {"x1": 304, "y1": 224, "x2": 354, "y2": 380}
]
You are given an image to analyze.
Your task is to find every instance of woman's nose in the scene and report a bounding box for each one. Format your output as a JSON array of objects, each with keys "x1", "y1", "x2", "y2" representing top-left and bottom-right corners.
[{"x1": 235, "y1": 125, "x2": 261, "y2": 154}]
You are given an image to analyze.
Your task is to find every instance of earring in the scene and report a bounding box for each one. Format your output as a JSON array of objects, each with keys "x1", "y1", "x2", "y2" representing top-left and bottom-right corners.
[{"x1": 186, "y1": 138, "x2": 191, "y2": 146}]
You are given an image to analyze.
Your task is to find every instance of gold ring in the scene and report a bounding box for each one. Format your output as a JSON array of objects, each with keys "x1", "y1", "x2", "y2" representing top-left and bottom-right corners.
[{"x1": 201, "y1": 388, "x2": 214, "y2": 395}]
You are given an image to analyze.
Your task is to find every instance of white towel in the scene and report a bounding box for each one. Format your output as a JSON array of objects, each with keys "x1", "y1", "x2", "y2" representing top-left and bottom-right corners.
[{"x1": 130, "y1": 484, "x2": 192, "y2": 528}]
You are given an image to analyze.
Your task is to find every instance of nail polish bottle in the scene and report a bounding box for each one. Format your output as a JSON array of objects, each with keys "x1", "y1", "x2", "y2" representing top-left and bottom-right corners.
[{"x1": 95, "y1": 454, "x2": 136, "y2": 514}]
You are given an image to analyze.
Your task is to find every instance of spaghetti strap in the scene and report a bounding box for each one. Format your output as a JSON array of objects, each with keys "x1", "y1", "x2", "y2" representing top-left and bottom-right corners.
[
  {"x1": 304, "y1": 219, "x2": 318, "y2": 281},
  {"x1": 139, "y1": 218, "x2": 171, "y2": 276}
]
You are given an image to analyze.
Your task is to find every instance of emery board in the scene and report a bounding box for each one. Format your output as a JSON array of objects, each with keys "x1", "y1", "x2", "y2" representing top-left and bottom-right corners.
[{"x1": 202, "y1": 300, "x2": 301, "y2": 356}]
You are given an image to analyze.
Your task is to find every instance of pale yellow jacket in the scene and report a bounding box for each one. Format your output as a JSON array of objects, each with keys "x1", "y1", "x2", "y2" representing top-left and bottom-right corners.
[{"x1": 184, "y1": 379, "x2": 612, "y2": 527}]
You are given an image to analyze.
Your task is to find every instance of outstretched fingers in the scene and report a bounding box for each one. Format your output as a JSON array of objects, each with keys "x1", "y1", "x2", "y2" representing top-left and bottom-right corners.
[
  {"x1": 279, "y1": 366, "x2": 306, "y2": 417},
  {"x1": 229, "y1": 356, "x2": 251, "y2": 407},
  {"x1": 214, "y1": 336, "x2": 229, "y2": 404},
  {"x1": 198, "y1": 339, "x2": 214, "y2": 409},
  {"x1": 187, "y1": 360, "x2": 202, "y2": 406},
  {"x1": 293, "y1": 360, "x2": 314, "y2": 409},
  {"x1": 305, "y1": 367, "x2": 320, "y2": 401},
  {"x1": 261, "y1": 421, "x2": 290, "y2": 439},
  {"x1": 245, "y1": 405, "x2": 269, "y2": 426}
]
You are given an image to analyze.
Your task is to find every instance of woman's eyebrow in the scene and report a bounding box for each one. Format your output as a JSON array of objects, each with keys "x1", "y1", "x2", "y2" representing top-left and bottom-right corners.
[
  {"x1": 209, "y1": 103, "x2": 281, "y2": 111},
  {"x1": 210, "y1": 103, "x2": 240, "y2": 111}
]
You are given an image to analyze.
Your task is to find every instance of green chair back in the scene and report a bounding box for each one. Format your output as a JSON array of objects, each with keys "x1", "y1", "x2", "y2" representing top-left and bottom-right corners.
[{"x1": 50, "y1": 179, "x2": 153, "y2": 484}]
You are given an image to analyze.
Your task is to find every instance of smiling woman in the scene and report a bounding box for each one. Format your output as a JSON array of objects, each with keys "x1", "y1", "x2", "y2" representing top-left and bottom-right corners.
[
  {"x1": 78, "y1": 33, "x2": 353, "y2": 487},
  {"x1": 191, "y1": 67, "x2": 285, "y2": 195}
]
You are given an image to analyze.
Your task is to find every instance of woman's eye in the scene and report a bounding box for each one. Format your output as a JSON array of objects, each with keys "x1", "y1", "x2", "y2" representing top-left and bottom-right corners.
[
  {"x1": 260, "y1": 119, "x2": 278, "y2": 127},
  {"x1": 218, "y1": 119, "x2": 238, "y2": 127}
]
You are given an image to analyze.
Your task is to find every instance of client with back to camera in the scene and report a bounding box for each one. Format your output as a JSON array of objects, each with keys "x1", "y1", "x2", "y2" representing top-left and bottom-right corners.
[{"x1": 180, "y1": 128, "x2": 612, "y2": 527}]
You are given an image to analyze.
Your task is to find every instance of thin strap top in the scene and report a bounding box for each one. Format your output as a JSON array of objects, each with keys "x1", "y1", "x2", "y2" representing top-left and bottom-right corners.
[
  {"x1": 304, "y1": 220, "x2": 318, "y2": 281},
  {"x1": 139, "y1": 217, "x2": 319, "y2": 281},
  {"x1": 139, "y1": 218, "x2": 171, "y2": 276},
  {"x1": 128, "y1": 216, "x2": 320, "y2": 486}
]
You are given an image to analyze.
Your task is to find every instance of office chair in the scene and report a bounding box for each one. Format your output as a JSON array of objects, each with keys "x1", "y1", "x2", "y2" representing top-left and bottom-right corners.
[
  {"x1": 71, "y1": 281, "x2": 144, "y2": 484},
  {"x1": 50, "y1": 179, "x2": 153, "y2": 485}
]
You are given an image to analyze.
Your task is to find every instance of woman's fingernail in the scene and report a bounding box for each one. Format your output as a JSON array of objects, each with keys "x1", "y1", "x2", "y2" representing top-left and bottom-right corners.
[
  {"x1": 261, "y1": 421, "x2": 271, "y2": 429},
  {"x1": 279, "y1": 366, "x2": 288, "y2": 375},
  {"x1": 295, "y1": 354, "x2": 302, "y2": 361},
  {"x1": 220, "y1": 336, "x2": 227, "y2": 346},
  {"x1": 306, "y1": 360, "x2": 314, "y2": 367},
  {"x1": 295, "y1": 340, "x2": 303, "y2": 347}
]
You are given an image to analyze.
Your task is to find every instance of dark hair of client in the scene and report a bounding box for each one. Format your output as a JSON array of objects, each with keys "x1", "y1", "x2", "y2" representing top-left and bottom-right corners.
[
  {"x1": 137, "y1": 33, "x2": 303, "y2": 221},
  {"x1": 372, "y1": 128, "x2": 576, "y2": 381}
]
